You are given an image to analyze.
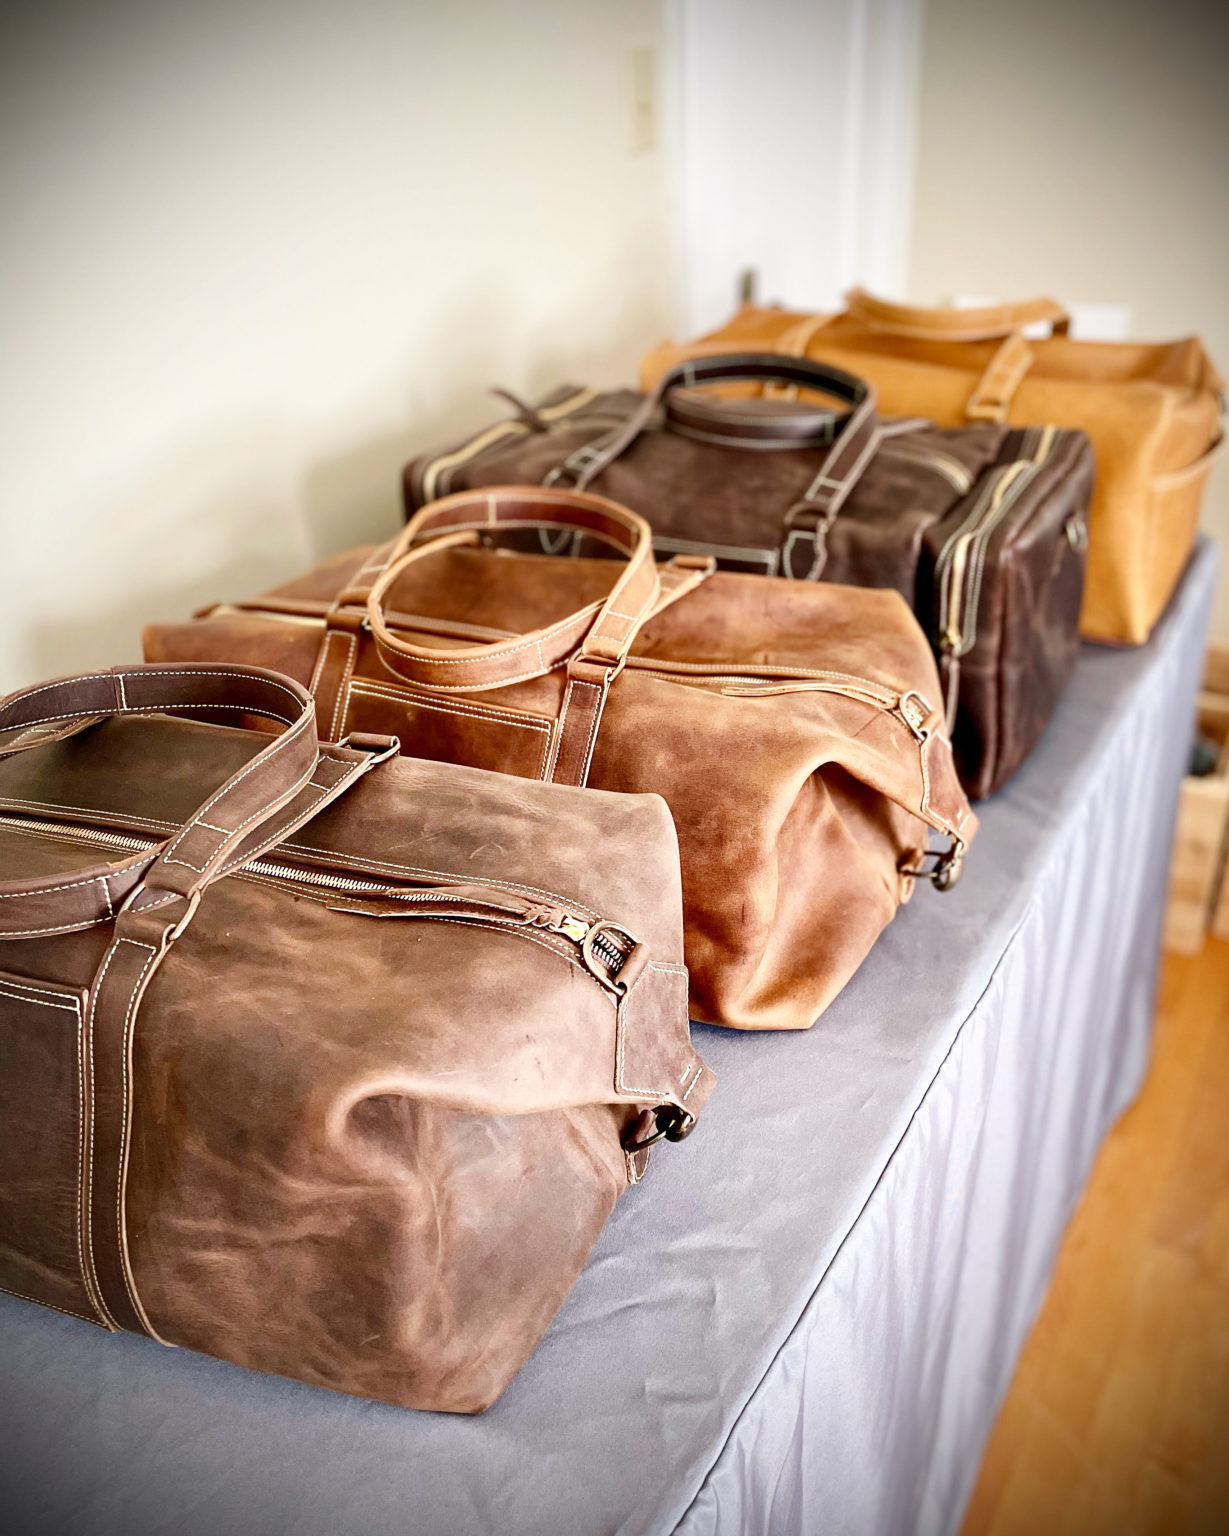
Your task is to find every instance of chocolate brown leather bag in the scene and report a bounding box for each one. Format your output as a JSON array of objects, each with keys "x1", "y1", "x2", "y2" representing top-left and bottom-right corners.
[
  {"x1": 640, "y1": 290, "x2": 1224, "y2": 646},
  {"x1": 404, "y1": 355, "x2": 1094, "y2": 797},
  {"x1": 0, "y1": 662, "x2": 711, "y2": 1413},
  {"x1": 144, "y1": 489, "x2": 977, "y2": 1032}
]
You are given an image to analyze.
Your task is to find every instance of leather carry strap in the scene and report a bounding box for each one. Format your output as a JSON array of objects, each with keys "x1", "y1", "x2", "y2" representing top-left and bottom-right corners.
[
  {"x1": 549, "y1": 353, "x2": 873, "y2": 491},
  {"x1": 369, "y1": 488, "x2": 659, "y2": 688},
  {"x1": 844, "y1": 287, "x2": 1071, "y2": 342},
  {"x1": 0, "y1": 666, "x2": 394, "y2": 931},
  {"x1": 365, "y1": 488, "x2": 682, "y2": 788},
  {"x1": 0, "y1": 666, "x2": 317, "y2": 923}
]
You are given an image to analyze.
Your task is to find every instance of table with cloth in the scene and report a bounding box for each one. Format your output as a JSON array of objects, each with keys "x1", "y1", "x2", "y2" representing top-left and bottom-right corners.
[{"x1": 0, "y1": 542, "x2": 1214, "y2": 1536}]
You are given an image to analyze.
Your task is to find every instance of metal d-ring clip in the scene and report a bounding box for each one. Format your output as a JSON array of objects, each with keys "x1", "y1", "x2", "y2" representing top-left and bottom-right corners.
[
  {"x1": 900, "y1": 835, "x2": 966, "y2": 892},
  {"x1": 898, "y1": 689, "x2": 933, "y2": 743},
  {"x1": 621, "y1": 1104, "x2": 698, "y2": 1154}
]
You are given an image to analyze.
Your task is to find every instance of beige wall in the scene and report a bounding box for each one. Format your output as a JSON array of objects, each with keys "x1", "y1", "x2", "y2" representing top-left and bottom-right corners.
[
  {"x1": 911, "y1": 0, "x2": 1229, "y2": 635},
  {"x1": 0, "y1": 0, "x2": 669, "y2": 692}
]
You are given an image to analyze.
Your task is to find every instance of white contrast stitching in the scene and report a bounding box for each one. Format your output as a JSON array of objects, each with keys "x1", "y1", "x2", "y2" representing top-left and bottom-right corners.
[
  {"x1": 0, "y1": 871, "x2": 130, "y2": 901},
  {"x1": 0, "y1": 1284, "x2": 103, "y2": 1326},
  {"x1": 328, "y1": 633, "x2": 358, "y2": 742},
  {"x1": 82, "y1": 944, "x2": 122, "y2": 1330},
  {"x1": 576, "y1": 680, "x2": 605, "y2": 787},
  {"x1": 0, "y1": 979, "x2": 81, "y2": 1009},
  {"x1": 113, "y1": 937, "x2": 159, "y2": 1330},
  {"x1": 0, "y1": 795, "x2": 607, "y2": 919}
]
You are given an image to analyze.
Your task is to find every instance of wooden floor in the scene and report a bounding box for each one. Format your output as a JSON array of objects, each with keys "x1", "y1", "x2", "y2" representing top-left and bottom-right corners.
[{"x1": 959, "y1": 938, "x2": 1229, "y2": 1535}]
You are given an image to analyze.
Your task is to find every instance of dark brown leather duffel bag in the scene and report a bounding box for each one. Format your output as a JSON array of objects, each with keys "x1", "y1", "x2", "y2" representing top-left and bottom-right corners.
[
  {"x1": 642, "y1": 291, "x2": 1223, "y2": 645},
  {"x1": 0, "y1": 662, "x2": 711, "y2": 1413},
  {"x1": 404, "y1": 356, "x2": 1094, "y2": 798},
  {"x1": 144, "y1": 488, "x2": 977, "y2": 1032}
]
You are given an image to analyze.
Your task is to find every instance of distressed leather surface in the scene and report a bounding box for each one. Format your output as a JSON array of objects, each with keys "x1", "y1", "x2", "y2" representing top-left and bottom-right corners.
[
  {"x1": 640, "y1": 297, "x2": 1223, "y2": 644},
  {"x1": 0, "y1": 668, "x2": 708, "y2": 1412},
  {"x1": 404, "y1": 373, "x2": 1093, "y2": 798},
  {"x1": 145, "y1": 502, "x2": 977, "y2": 1031}
]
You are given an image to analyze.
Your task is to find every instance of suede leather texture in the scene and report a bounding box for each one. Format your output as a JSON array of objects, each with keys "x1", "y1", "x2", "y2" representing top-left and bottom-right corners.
[
  {"x1": 641, "y1": 301, "x2": 1223, "y2": 645},
  {"x1": 145, "y1": 531, "x2": 977, "y2": 1032},
  {"x1": 0, "y1": 685, "x2": 709, "y2": 1414}
]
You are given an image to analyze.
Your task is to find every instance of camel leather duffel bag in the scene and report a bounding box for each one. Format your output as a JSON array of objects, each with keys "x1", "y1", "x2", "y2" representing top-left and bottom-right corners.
[
  {"x1": 0, "y1": 662, "x2": 711, "y2": 1413},
  {"x1": 144, "y1": 488, "x2": 977, "y2": 1032},
  {"x1": 403, "y1": 354, "x2": 1094, "y2": 798},
  {"x1": 640, "y1": 288, "x2": 1223, "y2": 646}
]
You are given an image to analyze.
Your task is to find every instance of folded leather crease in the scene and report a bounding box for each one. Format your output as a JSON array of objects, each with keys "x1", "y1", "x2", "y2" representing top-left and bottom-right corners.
[
  {"x1": 143, "y1": 485, "x2": 977, "y2": 1031},
  {"x1": 0, "y1": 661, "x2": 711, "y2": 1412}
]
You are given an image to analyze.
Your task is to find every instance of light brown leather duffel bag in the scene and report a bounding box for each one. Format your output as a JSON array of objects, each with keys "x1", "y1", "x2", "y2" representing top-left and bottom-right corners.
[
  {"x1": 144, "y1": 488, "x2": 977, "y2": 1032},
  {"x1": 642, "y1": 288, "x2": 1224, "y2": 645},
  {"x1": 0, "y1": 662, "x2": 711, "y2": 1413}
]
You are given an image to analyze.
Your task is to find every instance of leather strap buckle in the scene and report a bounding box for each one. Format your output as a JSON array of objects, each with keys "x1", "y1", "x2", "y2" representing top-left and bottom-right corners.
[
  {"x1": 621, "y1": 1104, "x2": 697, "y2": 1153},
  {"x1": 900, "y1": 836, "x2": 966, "y2": 892}
]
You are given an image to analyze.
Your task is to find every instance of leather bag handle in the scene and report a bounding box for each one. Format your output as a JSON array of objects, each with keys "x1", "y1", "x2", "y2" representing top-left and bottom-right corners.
[
  {"x1": 0, "y1": 663, "x2": 392, "y2": 936},
  {"x1": 366, "y1": 487, "x2": 673, "y2": 787},
  {"x1": 368, "y1": 487, "x2": 660, "y2": 691},
  {"x1": 549, "y1": 353, "x2": 876, "y2": 492},
  {"x1": 844, "y1": 287, "x2": 1071, "y2": 342}
]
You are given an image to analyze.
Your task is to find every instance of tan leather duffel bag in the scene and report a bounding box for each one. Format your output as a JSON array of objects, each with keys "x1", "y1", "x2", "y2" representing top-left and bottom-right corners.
[
  {"x1": 0, "y1": 662, "x2": 711, "y2": 1412},
  {"x1": 144, "y1": 488, "x2": 977, "y2": 1032},
  {"x1": 642, "y1": 289, "x2": 1224, "y2": 645}
]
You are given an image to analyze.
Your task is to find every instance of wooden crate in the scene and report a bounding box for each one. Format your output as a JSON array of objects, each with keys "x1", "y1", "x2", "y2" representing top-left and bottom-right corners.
[{"x1": 1164, "y1": 688, "x2": 1229, "y2": 955}]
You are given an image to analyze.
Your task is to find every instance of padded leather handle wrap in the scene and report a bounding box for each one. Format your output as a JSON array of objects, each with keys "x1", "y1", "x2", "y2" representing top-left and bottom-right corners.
[{"x1": 844, "y1": 287, "x2": 1071, "y2": 342}]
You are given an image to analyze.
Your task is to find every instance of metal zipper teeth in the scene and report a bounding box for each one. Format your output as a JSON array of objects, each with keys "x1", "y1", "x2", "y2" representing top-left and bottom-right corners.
[
  {"x1": 935, "y1": 433, "x2": 1051, "y2": 655},
  {"x1": 0, "y1": 813, "x2": 628, "y2": 974},
  {"x1": 165, "y1": 603, "x2": 900, "y2": 714},
  {"x1": 877, "y1": 438, "x2": 974, "y2": 494}
]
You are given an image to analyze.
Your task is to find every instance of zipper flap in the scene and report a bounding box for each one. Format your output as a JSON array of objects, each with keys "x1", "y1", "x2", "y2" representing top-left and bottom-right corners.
[
  {"x1": 0, "y1": 811, "x2": 640, "y2": 994},
  {"x1": 933, "y1": 427, "x2": 1057, "y2": 656}
]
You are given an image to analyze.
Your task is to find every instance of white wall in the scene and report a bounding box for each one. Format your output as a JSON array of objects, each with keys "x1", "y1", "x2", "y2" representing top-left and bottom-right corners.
[
  {"x1": 668, "y1": 0, "x2": 923, "y2": 336},
  {"x1": 0, "y1": 0, "x2": 670, "y2": 692},
  {"x1": 910, "y1": 0, "x2": 1229, "y2": 636}
]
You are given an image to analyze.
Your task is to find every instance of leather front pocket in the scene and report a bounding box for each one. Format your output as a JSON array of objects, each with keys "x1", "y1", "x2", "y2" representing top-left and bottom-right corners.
[
  {"x1": 0, "y1": 968, "x2": 104, "y2": 1325},
  {"x1": 344, "y1": 679, "x2": 554, "y2": 780}
]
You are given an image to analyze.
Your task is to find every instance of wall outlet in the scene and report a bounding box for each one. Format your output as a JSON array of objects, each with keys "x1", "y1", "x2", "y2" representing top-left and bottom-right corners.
[{"x1": 628, "y1": 46, "x2": 656, "y2": 154}]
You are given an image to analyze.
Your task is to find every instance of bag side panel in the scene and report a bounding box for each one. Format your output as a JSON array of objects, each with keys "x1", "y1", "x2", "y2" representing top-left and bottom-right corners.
[{"x1": 0, "y1": 965, "x2": 102, "y2": 1325}]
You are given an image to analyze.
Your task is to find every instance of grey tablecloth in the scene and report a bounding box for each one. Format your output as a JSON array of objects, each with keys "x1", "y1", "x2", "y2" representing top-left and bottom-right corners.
[{"x1": 0, "y1": 543, "x2": 1214, "y2": 1536}]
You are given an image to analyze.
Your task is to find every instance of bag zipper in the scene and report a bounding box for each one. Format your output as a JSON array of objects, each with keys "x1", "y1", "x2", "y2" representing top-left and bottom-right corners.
[
  {"x1": 0, "y1": 813, "x2": 633, "y2": 987},
  {"x1": 625, "y1": 661, "x2": 903, "y2": 710},
  {"x1": 934, "y1": 427, "x2": 1055, "y2": 657},
  {"x1": 876, "y1": 437, "x2": 974, "y2": 494}
]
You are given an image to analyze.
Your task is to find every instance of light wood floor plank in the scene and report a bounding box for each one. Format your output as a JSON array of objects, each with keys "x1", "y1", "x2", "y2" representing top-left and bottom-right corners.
[{"x1": 959, "y1": 938, "x2": 1229, "y2": 1535}]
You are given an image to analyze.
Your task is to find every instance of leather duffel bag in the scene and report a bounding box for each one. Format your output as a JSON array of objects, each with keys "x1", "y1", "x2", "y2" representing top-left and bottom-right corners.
[
  {"x1": 403, "y1": 354, "x2": 1094, "y2": 798},
  {"x1": 0, "y1": 662, "x2": 711, "y2": 1413},
  {"x1": 640, "y1": 288, "x2": 1224, "y2": 646},
  {"x1": 143, "y1": 489, "x2": 977, "y2": 1032}
]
